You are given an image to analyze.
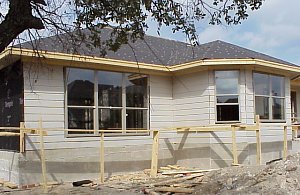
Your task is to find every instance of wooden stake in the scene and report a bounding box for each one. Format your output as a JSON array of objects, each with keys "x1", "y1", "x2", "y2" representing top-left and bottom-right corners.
[
  {"x1": 256, "y1": 130, "x2": 262, "y2": 165},
  {"x1": 151, "y1": 130, "x2": 160, "y2": 177},
  {"x1": 283, "y1": 125, "x2": 288, "y2": 160},
  {"x1": 100, "y1": 132, "x2": 105, "y2": 183},
  {"x1": 39, "y1": 119, "x2": 48, "y2": 193},
  {"x1": 255, "y1": 115, "x2": 260, "y2": 128},
  {"x1": 19, "y1": 122, "x2": 25, "y2": 153},
  {"x1": 254, "y1": 115, "x2": 262, "y2": 165},
  {"x1": 292, "y1": 126, "x2": 297, "y2": 140},
  {"x1": 231, "y1": 126, "x2": 238, "y2": 164}
]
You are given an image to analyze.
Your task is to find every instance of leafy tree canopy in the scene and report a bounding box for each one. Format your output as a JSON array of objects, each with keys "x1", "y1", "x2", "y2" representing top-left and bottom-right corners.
[{"x1": 0, "y1": 0, "x2": 263, "y2": 53}]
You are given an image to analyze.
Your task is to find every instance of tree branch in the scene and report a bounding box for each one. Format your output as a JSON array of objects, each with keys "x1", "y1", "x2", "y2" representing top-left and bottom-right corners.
[{"x1": 0, "y1": 0, "x2": 45, "y2": 52}]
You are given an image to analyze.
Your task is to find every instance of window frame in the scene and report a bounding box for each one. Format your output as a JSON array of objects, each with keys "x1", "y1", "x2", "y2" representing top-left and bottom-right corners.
[
  {"x1": 253, "y1": 71, "x2": 286, "y2": 122},
  {"x1": 64, "y1": 68, "x2": 149, "y2": 137},
  {"x1": 65, "y1": 68, "x2": 96, "y2": 136},
  {"x1": 215, "y1": 70, "x2": 240, "y2": 123}
]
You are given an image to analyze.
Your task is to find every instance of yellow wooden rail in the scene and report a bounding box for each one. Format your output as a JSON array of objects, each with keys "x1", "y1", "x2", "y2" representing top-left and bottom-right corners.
[
  {"x1": 0, "y1": 120, "x2": 262, "y2": 180},
  {"x1": 0, "y1": 115, "x2": 292, "y2": 182}
]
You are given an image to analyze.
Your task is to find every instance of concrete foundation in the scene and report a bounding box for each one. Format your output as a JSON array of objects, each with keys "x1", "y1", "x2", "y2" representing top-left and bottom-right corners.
[
  {"x1": 0, "y1": 150, "x2": 20, "y2": 185},
  {"x1": 0, "y1": 141, "x2": 293, "y2": 186}
]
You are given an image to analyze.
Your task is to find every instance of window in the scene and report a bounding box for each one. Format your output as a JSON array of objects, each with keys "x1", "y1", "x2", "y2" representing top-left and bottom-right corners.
[
  {"x1": 215, "y1": 71, "x2": 239, "y2": 122},
  {"x1": 253, "y1": 72, "x2": 285, "y2": 121},
  {"x1": 125, "y1": 74, "x2": 148, "y2": 130},
  {"x1": 66, "y1": 68, "x2": 94, "y2": 134},
  {"x1": 98, "y1": 71, "x2": 122, "y2": 130},
  {"x1": 65, "y1": 68, "x2": 149, "y2": 135}
]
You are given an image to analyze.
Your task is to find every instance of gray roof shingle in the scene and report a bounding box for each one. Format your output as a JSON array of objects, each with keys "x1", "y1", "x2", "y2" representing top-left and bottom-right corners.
[{"x1": 16, "y1": 28, "x2": 296, "y2": 67}]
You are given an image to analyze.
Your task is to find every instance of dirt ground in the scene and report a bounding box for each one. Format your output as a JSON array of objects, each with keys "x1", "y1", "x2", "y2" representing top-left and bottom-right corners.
[{"x1": 3, "y1": 153, "x2": 300, "y2": 194}]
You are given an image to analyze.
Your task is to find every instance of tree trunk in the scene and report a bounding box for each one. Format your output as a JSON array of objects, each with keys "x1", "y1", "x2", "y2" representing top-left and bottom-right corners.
[{"x1": 0, "y1": 0, "x2": 45, "y2": 52}]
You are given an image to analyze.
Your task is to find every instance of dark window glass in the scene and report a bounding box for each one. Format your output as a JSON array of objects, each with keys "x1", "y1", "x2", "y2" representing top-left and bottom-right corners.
[
  {"x1": 66, "y1": 68, "x2": 94, "y2": 106},
  {"x1": 99, "y1": 109, "x2": 122, "y2": 130},
  {"x1": 66, "y1": 68, "x2": 149, "y2": 135},
  {"x1": 215, "y1": 71, "x2": 239, "y2": 94},
  {"x1": 255, "y1": 96, "x2": 269, "y2": 119},
  {"x1": 217, "y1": 95, "x2": 238, "y2": 103},
  {"x1": 126, "y1": 110, "x2": 147, "y2": 129},
  {"x1": 272, "y1": 98, "x2": 284, "y2": 120},
  {"x1": 98, "y1": 71, "x2": 122, "y2": 107},
  {"x1": 217, "y1": 105, "x2": 239, "y2": 121},
  {"x1": 271, "y1": 75, "x2": 284, "y2": 97},
  {"x1": 215, "y1": 71, "x2": 239, "y2": 122},
  {"x1": 125, "y1": 74, "x2": 148, "y2": 108},
  {"x1": 68, "y1": 108, "x2": 94, "y2": 134},
  {"x1": 254, "y1": 73, "x2": 269, "y2": 96}
]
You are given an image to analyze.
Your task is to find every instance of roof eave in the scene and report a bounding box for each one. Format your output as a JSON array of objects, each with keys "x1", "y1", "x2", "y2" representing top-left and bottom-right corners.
[
  {"x1": 1, "y1": 48, "x2": 300, "y2": 76},
  {"x1": 171, "y1": 58, "x2": 300, "y2": 76}
]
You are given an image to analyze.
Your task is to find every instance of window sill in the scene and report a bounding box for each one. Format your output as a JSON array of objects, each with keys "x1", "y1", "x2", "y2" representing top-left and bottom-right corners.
[
  {"x1": 259, "y1": 120, "x2": 286, "y2": 123},
  {"x1": 65, "y1": 131, "x2": 150, "y2": 138},
  {"x1": 215, "y1": 121, "x2": 241, "y2": 124}
]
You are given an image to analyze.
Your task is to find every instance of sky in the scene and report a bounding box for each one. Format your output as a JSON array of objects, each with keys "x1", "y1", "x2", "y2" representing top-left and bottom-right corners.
[{"x1": 146, "y1": 0, "x2": 300, "y2": 65}]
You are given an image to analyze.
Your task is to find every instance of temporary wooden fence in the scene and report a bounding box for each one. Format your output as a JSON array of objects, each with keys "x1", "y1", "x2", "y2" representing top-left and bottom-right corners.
[
  {"x1": 0, "y1": 115, "x2": 291, "y2": 189},
  {"x1": 150, "y1": 115, "x2": 261, "y2": 177}
]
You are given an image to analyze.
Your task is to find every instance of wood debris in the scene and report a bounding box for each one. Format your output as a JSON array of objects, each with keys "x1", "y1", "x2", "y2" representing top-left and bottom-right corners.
[
  {"x1": 3, "y1": 182, "x2": 18, "y2": 189},
  {"x1": 167, "y1": 165, "x2": 181, "y2": 170},
  {"x1": 153, "y1": 173, "x2": 204, "y2": 186},
  {"x1": 232, "y1": 163, "x2": 244, "y2": 167},
  {"x1": 0, "y1": 179, "x2": 18, "y2": 189},
  {"x1": 99, "y1": 166, "x2": 210, "y2": 194},
  {"x1": 161, "y1": 168, "x2": 218, "y2": 175},
  {"x1": 158, "y1": 164, "x2": 186, "y2": 173}
]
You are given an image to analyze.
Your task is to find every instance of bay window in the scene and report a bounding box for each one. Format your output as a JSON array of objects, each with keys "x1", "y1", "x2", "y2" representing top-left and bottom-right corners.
[
  {"x1": 65, "y1": 68, "x2": 148, "y2": 135},
  {"x1": 253, "y1": 72, "x2": 285, "y2": 121},
  {"x1": 215, "y1": 70, "x2": 239, "y2": 122}
]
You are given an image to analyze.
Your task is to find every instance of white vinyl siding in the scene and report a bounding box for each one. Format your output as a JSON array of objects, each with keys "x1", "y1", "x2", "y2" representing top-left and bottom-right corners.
[{"x1": 22, "y1": 64, "x2": 292, "y2": 153}]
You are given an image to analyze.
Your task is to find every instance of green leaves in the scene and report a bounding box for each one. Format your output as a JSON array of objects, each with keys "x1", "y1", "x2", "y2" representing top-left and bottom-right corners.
[{"x1": 72, "y1": 0, "x2": 263, "y2": 53}]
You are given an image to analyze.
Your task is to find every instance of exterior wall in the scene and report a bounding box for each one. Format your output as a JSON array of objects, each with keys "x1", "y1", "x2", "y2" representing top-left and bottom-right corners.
[
  {"x1": 149, "y1": 75, "x2": 173, "y2": 129},
  {"x1": 172, "y1": 71, "x2": 212, "y2": 167},
  {"x1": 14, "y1": 63, "x2": 292, "y2": 185},
  {"x1": 19, "y1": 65, "x2": 177, "y2": 185},
  {"x1": 172, "y1": 69, "x2": 291, "y2": 166},
  {"x1": 173, "y1": 71, "x2": 213, "y2": 126},
  {"x1": 23, "y1": 65, "x2": 174, "y2": 151}
]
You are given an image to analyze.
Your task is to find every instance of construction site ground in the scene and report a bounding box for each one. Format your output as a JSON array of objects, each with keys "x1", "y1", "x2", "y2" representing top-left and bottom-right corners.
[{"x1": 3, "y1": 152, "x2": 300, "y2": 195}]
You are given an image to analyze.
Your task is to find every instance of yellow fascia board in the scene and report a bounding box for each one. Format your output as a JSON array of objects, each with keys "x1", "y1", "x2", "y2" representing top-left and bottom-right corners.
[
  {"x1": 171, "y1": 58, "x2": 300, "y2": 73},
  {"x1": 2, "y1": 48, "x2": 300, "y2": 74},
  {"x1": 0, "y1": 48, "x2": 11, "y2": 59},
  {"x1": 6, "y1": 48, "x2": 171, "y2": 73},
  {"x1": 254, "y1": 59, "x2": 300, "y2": 72}
]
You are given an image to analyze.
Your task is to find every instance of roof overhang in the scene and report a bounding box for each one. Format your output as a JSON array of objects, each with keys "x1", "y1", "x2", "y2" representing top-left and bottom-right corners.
[{"x1": 1, "y1": 47, "x2": 300, "y2": 78}]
